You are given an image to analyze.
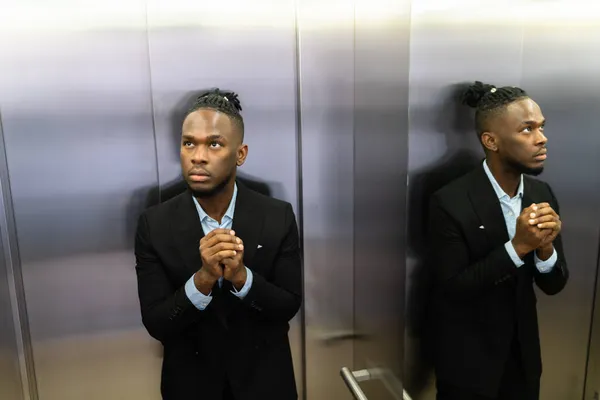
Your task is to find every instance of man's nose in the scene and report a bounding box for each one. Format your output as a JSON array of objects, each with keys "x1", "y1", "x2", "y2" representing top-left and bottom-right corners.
[
  {"x1": 191, "y1": 145, "x2": 208, "y2": 164},
  {"x1": 537, "y1": 130, "x2": 548, "y2": 145}
]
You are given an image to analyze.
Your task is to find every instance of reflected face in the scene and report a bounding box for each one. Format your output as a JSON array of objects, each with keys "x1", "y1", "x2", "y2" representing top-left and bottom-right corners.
[
  {"x1": 180, "y1": 109, "x2": 247, "y2": 197},
  {"x1": 485, "y1": 98, "x2": 548, "y2": 176}
]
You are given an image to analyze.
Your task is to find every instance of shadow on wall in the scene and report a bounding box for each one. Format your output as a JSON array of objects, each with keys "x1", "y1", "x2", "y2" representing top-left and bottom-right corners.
[{"x1": 404, "y1": 83, "x2": 481, "y2": 397}]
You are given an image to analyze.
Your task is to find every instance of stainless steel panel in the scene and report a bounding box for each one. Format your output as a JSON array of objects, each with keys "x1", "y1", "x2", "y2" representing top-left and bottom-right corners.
[
  {"x1": 405, "y1": 2, "x2": 525, "y2": 398},
  {"x1": 353, "y1": 0, "x2": 411, "y2": 399},
  {"x1": 0, "y1": 1, "x2": 161, "y2": 398},
  {"x1": 145, "y1": 1, "x2": 304, "y2": 396},
  {"x1": 520, "y1": 3, "x2": 600, "y2": 399},
  {"x1": 297, "y1": 1, "x2": 355, "y2": 399},
  {"x1": 586, "y1": 249, "x2": 600, "y2": 400},
  {"x1": 0, "y1": 114, "x2": 24, "y2": 400},
  {"x1": 0, "y1": 227, "x2": 23, "y2": 400},
  {"x1": 406, "y1": 2, "x2": 600, "y2": 399}
]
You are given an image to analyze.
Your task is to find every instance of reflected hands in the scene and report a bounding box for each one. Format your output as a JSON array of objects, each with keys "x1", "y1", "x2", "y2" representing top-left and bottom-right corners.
[
  {"x1": 528, "y1": 203, "x2": 561, "y2": 260},
  {"x1": 511, "y1": 203, "x2": 553, "y2": 259}
]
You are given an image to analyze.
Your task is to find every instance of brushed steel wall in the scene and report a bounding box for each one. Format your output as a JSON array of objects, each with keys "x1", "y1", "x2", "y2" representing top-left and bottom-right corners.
[
  {"x1": 586, "y1": 251, "x2": 600, "y2": 400},
  {"x1": 521, "y1": 4, "x2": 600, "y2": 399},
  {"x1": 298, "y1": 1, "x2": 355, "y2": 399},
  {"x1": 0, "y1": 227, "x2": 22, "y2": 400},
  {"x1": 0, "y1": 1, "x2": 161, "y2": 398},
  {"x1": 1, "y1": 1, "x2": 600, "y2": 400},
  {"x1": 405, "y1": 3, "x2": 524, "y2": 398},
  {"x1": 0, "y1": 113, "x2": 24, "y2": 400},
  {"x1": 353, "y1": 0, "x2": 411, "y2": 398},
  {"x1": 405, "y1": 1, "x2": 600, "y2": 399}
]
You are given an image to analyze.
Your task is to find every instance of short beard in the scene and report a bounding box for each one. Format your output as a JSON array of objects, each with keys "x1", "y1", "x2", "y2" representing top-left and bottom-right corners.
[
  {"x1": 187, "y1": 171, "x2": 234, "y2": 199},
  {"x1": 506, "y1": 156, "x2": 544, "y2": 177}
]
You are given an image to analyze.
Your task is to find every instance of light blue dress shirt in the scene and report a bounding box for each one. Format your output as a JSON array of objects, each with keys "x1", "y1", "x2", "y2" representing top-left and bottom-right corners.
[
  {"x1": 483, "y1": 160, "x2": 557, "y2": 273},
  {"x1": 184, "y1": 184, "x2": 254, "y2": 310}
]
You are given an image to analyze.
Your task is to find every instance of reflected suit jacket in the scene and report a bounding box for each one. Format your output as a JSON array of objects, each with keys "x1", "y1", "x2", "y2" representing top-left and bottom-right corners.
[
  {"x1": 134, "y1": 181, "x2": 302, "y2": 400},
  {"x1": 427, "y1": 165, "x2": 569, "y2": 398}
]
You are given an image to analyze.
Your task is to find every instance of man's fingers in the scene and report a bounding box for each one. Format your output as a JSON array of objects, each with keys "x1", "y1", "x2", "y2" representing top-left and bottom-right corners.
[
  {"x1": 202, "y1": 232, "x2": 241, "y2": 249},
  {"x1": 531, "y1": 202, "x2": 550, "y2": 211},
  {"x1": 531, "y1": 207, "x2": 557, "y2": 218},
  {"x1": 529, "y1": 215, "x2": 555, "y2": 225},
  {"x1": 211, "y1": 249, "x2": 238, "y2": 262},
  {"x1": 207, "y1": 233, "x2": 239, "y2": 247},
  {"x1": 522, "y1": 203, "x2": 537, "y2": 215},
  {"x1": 525, "y1": 203, "x2": 557, "y2": 221},
  {"x1": 204, "y1": 241, "x2": 244, "y2": 257},
  {"x1": 537, "y1": 221, "x2": 560, "y2": 230},
  {"x1": 205, "y1": 231, "x2": 235, "y2": 243},
  {"x1": 201, "y1": 228, "x2": 232, "y2": 242}
]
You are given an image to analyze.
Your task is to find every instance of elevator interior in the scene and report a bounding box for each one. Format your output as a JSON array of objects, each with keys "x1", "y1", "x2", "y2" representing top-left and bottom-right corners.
[{"x1": 0, "y1": 1, "x2": 600, "y2": 400}]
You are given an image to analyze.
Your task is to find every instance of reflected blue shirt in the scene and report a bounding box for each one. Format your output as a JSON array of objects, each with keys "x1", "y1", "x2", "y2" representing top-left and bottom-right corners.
[{"x1": 483, "y1": 160, "x2": 557, "y2": 272}]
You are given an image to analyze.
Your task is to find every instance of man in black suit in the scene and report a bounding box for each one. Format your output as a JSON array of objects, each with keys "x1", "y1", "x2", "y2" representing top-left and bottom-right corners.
[
  {"x1": 428, "y1": 81, "x2": 568, "y2": 400},
  {"x1": 134, "y1": 89, "x2": 302, "y2": 400}
]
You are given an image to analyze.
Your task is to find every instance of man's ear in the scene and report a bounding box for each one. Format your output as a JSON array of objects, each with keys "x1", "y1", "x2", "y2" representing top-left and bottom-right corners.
[{"x1": 481, "y1": 131, "x2": 498, "y2": 152}]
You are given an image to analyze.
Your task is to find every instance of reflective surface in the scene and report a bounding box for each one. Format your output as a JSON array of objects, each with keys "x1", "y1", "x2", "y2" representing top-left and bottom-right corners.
[
  {"x1": 0, "y1": 1, "x2": 161, "y2": 398},
  {"x1": 521, "y1": 5, "x2": 600, "y2": 399},
  {"x1": 405, "y1": 2, "x2": 524, "y2": 397},
  {"x1": 0, "y1": 1, "x2": 599, "y2": 400},
  {"x1": 0, "y1": 121, "x2": 23, "y2": 399},
  {"x1": 298, "y1": 1, "x2": 355, "y2": 398},
  {"x1": 405, "y1": 1, "x2": 600, "y2": 399},
  {"x1": 353, "y1": 0, "x2": 411, "y2": 399}
]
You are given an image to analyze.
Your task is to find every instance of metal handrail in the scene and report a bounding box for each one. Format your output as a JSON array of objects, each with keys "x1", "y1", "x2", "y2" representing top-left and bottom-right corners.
[
  {"x1": 340, "y1": 367, "x2": 413, "y2": 400},
  {"x1": 340, "y1": 367, "x2": 368, "y2": 400}
]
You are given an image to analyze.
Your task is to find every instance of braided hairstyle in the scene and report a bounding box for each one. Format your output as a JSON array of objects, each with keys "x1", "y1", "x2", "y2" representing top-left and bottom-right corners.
[
  {"x1": 186, "y1": 88, "x2": 244, "y2": 138},
  {"x1": 462, "y1": 81, "x2": 528, "y2": 136}
]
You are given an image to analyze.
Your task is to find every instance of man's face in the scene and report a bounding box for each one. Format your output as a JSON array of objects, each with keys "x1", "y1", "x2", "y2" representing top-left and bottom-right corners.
[
  {"x1": 180, "y1": 109, "x2": 247, "y2": 197},
  {"x1": 485, "y1": 98, "x2": 548, "y2": 176}
]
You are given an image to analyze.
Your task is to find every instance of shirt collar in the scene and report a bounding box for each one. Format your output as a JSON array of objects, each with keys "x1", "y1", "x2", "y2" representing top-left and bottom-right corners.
[
  {"x1": 483, "y1": 160, "x2": 524, "y2": 200},
  {"x1": 192, "y1": 183, "x2": 238, "y2": 222}
]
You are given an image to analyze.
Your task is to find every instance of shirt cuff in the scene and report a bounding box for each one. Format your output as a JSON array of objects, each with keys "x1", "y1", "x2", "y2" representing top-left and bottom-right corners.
[
  {"x1": 230, "y1": 267, "x2": 253, "y2": 299},
  {"x1": 184, "y1": 274, "x2": 212, "y2": 311},
  {"x1": 534, "y1": 247, "x2": 557, "y2": 273},
  {"x1": 505, "y1": 241, "x2": 525, "y2": 268}
]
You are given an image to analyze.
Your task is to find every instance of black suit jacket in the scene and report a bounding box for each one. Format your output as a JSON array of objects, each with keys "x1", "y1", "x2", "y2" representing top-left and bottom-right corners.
[
  {"x1": 427, "y1": 165, "x2": 568, "y2": 398},
  {"x1": 134, "y1": 182, "x2": 302, "y2": 400}
]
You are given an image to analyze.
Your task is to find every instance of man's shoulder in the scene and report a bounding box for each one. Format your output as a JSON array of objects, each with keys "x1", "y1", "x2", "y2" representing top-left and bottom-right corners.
[
  {"x1": 140, "y1": 191, "x2": 187, "y2": 222},
  {"x1": 524, "y1": 175, "x2": 551, "y2": 193},
  {"x1": 241, "y1": 185, "x2": 292, "y2": 213},
  {"x1": 432, "y1": 167, "x2": 478, "y2": 204}
]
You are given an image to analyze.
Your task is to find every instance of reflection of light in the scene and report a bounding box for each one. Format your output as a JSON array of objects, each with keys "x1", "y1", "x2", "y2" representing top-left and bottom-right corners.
[
  {"x1": 412, "y1": 0, "x2": 600, "y2": 25},
  {"x1": 0, "y1": 1, "x2": 146, "y2": 32},
  {"x1": 0, "y1": 0, "x2": 597, "y2": 32},
  {"x1": 0, "y1": 0, "x2": 406, "y2": 32}
]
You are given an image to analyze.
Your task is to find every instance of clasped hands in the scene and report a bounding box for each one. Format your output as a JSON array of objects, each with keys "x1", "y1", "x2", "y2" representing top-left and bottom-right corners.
[
  {"x1": 194, "y1": 228, "x2": 247, "y2": 295},
  {"x1": 512, "y1": 202, "x2": 561, "y2": 261}
]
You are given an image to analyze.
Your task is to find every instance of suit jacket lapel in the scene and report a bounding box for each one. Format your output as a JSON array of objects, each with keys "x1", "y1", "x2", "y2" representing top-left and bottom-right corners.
[
  {"x1": 468, "y1": 165, "x2": 510, "y2": 247},
  {"x1": 172, "y1": 191, "x2": 206, "y2": 276},
  {"x1": 520, "y1": 176, "x2": 544, "y2": 266},
  {"x1": 231, "y1": 181, "x2": 262, "y2": 272},
  {"x1": 521, "y1": 177, "x2": 542, "y2": 213},
  {"x1": 221, "y1": 182, "x2": 264, "y2": 310}
]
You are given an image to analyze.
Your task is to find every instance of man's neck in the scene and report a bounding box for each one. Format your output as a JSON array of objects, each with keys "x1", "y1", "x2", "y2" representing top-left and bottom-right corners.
[
  {"x1": 486, "y1": 158, "x2": 521, "y2": 198},
  {"x1": 196, "y1": 182, "x2": 235, "y2": 223}
]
